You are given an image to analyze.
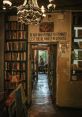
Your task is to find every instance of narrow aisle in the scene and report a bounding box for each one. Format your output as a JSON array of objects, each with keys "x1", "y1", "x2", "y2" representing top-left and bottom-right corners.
[{"x1": 28, "y1": 73, "x2": 55, "y2": 117}]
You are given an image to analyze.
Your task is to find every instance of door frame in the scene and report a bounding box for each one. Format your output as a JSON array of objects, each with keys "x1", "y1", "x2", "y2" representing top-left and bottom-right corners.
[
  {"x1": 27, "y1": 42, "x2": 58, "y2": 104},
  {"x1": 48, "y1": 43, "x2": 57, "y2": 103}
]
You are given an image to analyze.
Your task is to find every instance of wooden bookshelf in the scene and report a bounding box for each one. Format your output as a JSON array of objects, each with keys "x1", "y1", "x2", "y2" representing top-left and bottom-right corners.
[
  {"x1": 4, "y1": 15, "x2": 27, "y2": 95},
  {"x1": 71, "y1": 13, "x2": 82, "y2": 81}
]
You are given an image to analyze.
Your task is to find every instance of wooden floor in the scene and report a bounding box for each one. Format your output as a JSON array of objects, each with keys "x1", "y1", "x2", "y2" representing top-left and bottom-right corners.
[{"x1": 28, "y1": 73, "x2": 82, "y2": 117}]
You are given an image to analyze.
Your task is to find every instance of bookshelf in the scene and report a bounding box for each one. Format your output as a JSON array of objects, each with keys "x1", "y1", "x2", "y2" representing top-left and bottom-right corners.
[
  {"x1": 71, "y1": 13, "x2": 82, "y2": 81},
  {"x1": 4, "y1": 15, "x2": 27, "y2": 95}
]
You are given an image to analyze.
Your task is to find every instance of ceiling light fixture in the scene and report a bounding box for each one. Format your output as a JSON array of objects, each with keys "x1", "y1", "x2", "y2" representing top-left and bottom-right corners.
[
  {"x1": 17, "y1": 0, "x2": 46, "y2": 25},
  {"x1": 3, "y1": 0, "x2": 12, "y2": 10},
  {"x1": 3, "y1": 0, "x2": 12, "y2": 6},
  {"x1": 3, "y1": 0, "x2": 46, "y2": 25},
  {"x1": 47, "y1": 0, "x2": 56, "y2": 12}
]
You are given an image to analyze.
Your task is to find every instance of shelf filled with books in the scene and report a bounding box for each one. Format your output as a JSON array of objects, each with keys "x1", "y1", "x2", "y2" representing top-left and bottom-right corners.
[
  {"x1": 4, "y1": 15, "x2": 27, "y2": 95},
  {"x1": 71, "y1": 13, "x2": 82, "y2": 81}
]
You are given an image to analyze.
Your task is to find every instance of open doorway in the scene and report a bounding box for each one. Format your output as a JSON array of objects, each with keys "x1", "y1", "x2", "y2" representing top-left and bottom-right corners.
[
  {"x1": 38, "y1": 50, "x2": 48, "y2": 74},
  {"x1": 33, "y1": 49, "x2": 48, "y2": 76},
  {"x1": 30, "y1": 43, "x2": 57, "y2": 105}
]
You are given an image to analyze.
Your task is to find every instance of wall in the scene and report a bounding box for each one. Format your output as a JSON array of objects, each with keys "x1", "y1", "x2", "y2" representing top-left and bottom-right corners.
[
  {"x1": 56, "y1": 12, "x2": 82, "y2": 108},
  {"x1": 28, "y1": 11, "x2": 82, "y2": 108},
  {"x1": 0, "y1": 14, "x2": 4, "y2": 92}
]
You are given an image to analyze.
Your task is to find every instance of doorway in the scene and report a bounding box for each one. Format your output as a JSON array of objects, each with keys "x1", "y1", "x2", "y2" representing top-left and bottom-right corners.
[{"x1": 30, "y1": 43, "x2": 57, "y2": 104}]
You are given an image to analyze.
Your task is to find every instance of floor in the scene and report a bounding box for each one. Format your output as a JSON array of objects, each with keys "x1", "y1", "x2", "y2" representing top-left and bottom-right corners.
[{"x1": 28, "y1": 73, "x2": 82, "y2": 117}]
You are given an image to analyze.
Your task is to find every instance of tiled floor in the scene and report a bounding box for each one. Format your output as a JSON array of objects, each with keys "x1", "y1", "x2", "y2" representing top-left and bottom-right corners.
[{"x1": 28, "y1": 73, "x2": 82, "y2": 117}]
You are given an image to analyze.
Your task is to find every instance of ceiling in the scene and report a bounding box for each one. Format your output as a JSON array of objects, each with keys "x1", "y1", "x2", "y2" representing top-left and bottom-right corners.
[
  {"x1": 38, "y1": 0, "x2": 82, "y2": 10},
  {"x1": 1, "y1": 0, "x2": 82, "y2": 13}
]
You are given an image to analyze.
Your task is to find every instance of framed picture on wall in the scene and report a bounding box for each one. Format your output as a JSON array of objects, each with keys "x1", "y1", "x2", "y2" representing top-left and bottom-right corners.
[{"x1": 39, "y1": 22, "x2": 54, "y2": 32}]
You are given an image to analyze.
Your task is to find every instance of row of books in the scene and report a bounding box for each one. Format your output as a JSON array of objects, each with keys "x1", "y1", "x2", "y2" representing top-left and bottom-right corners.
[
  {"x1": 73, "y1": 41, "x2": 82, "y2": 49},
  {"x1": 5, "y1": 42, "x2": 27, "y2": 51},
  {"x1": 6, "y1": 31, "x2": 27, "y2": 40},
  {"x1": 6, "y1": 22, "x2": 26, "y2": 30},
  {"x1": 5, "y1": 52, "x2": 26, "y2": 61},
  {"x1": 5, "y1": 71, "x2": 26, "y2": 81},
  {"x1": 78, "y1": 30, "x2": 82, "y2": 37},
  {"x1": 78, "y1": 51, "x2": 82, "y2": 60},
  {"x1": 73, "y1": 50, "x2": 82, "y2": 60},
  {"x1": 5, "y1": 81, "x2": 26, "y2": 91},
  {"x1": 5, "y1": 62, "x2": 26, "y2": 71}
]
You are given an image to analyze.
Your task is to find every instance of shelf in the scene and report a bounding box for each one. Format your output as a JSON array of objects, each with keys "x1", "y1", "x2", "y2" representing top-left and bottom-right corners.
[
  {"x1": 4, "y1": 60, "x2": 26, "y2": 62},
  {"x1": 74, "y1": 37, "x2": 82, "y2": 39},
  {"x1": 4, "y1": 15, "x2": 27, "y2": 95},
  {"x1": 5, "y1": 70, "x2": 26, "y2": 72},
  {"x1": 71, "y1": 13, "x2": 82, "y2": 81},
  {"x1": 5, "y1": 50, "x2": 27, "y2": 53},
  {"x1": 5, "y1": 39, "x2": 27, "y2": 42}
]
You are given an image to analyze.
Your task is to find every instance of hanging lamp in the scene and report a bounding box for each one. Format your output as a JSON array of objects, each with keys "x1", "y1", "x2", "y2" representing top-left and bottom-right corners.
[
  {"x1": 3, "y1": 0, "x2": 46, "y2": 24},
  {"x1": 17, "y1": 0, "x2": 46, "y2": 24}
]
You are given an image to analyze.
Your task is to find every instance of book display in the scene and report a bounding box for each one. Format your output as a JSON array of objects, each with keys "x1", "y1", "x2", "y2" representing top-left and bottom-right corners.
[
  {"x1": 71, "y1": 13, "x2": 82, "y2": 80},
  {"x1": 4, "y1": 15, "x2": 27, "y2": 95}
]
